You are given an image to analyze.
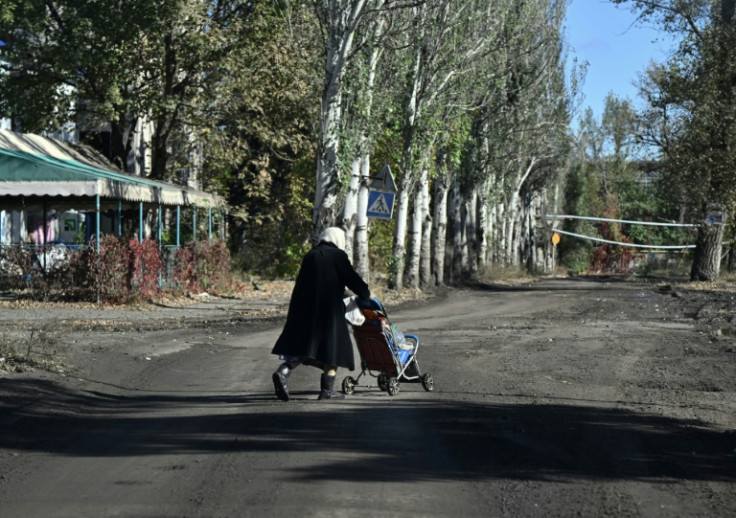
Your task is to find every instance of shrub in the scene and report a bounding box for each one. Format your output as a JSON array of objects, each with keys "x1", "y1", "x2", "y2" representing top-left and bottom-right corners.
[
  {"x1": 3, "y1": 237, "x2": 230, "y2": 303},
  {"x1": 129, "y1": 238, "x2": 163, "y2": 300},
  {"x1": 173, "y1": 239, "x2": 231, "y2": 293},
  {"x1": 173, "y1": 244, "x2": 198, "y2": 292},
  {"x1": 0, "y1": 245, "x2": 34, "y2": 291},
  {"x1": 88, "y1": 236, "x2": 132, "y2": 304}
]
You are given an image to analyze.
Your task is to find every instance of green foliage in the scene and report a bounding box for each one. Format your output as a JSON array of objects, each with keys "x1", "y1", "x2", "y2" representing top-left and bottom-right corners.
[
  {"x1": 229, "y1": 153, "x2": 315, "y2": 278},
  {"x1": 615, "y1": 0, "x2": 736, "y2": 279},
  {"x1": 0, "y1": 0, "x2": 254, "y2": 179},
  {"x1": 200, "y1": 2, "x2": 320, "y2": 270},
  {"x1": 368, "y1": 219, "x2": 395, "y2": 276},
  {"x1": 273, "y1": 241, "x2": 312, "y2": 278},
  {"x1": 564, "y1": 92, "x2": 695, "y2": 273},
  {"x1": 558, "y1": 163, "x2": 594, "y2": 273},
  {"x1": 1, "y1": 0, "x2": 578, "y2": 282}
]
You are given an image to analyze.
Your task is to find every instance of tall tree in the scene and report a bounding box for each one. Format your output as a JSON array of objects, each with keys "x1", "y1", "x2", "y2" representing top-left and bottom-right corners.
[
  {"x1": 614, "y1": 0, "x2": 736, "y2": 280},
  {"x1": 390, "y1": 0, "x2": 510, "y2": 288},
  {"x1": 464, "y1": 0, "x2": 570, "y2": 271},
  {"x1": 310, "y1": 0, "x2": 419, "y2": 240},
  {"x1": 202, "y1": 1, "x2": 321, "y2": 273},
  {"x1": 339, "y1": 13, "x2": 390, "y2": 273},
  {"x1": 0, "y1": 0, "x2": 253, "y2": 180}
]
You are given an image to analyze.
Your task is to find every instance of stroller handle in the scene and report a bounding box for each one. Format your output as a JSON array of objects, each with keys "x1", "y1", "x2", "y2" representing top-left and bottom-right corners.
[{"x1": 356, "y1": 297, "x2": 385, "y2": 311}]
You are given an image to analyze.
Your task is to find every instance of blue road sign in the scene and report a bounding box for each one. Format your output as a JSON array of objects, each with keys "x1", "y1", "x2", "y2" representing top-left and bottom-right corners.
[{"x1": 367, "y1": 190, "x2": 395, "y2": 220}]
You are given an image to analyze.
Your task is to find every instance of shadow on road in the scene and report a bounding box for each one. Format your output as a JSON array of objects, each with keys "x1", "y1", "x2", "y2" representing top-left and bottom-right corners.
[{"x1": 1, "y1": 378, "x2": 733, "y2": 484}]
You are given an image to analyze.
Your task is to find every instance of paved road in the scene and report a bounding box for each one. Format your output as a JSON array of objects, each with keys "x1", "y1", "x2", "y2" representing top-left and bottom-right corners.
[{"x1": 1, "y1": 279, "x2": 735, "y2": 517}]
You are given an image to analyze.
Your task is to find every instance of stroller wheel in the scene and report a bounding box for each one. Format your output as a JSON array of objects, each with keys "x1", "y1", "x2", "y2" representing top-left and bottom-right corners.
[
  {"x1": 342, "y1": 376, "x2": 356, "y2": 395},
  {"x1": 421, "y1": 373, "x2": 434, "y2": 392},
  {"x1": 377, "y1": 373, "x2": 389, "y2": 392},
  {"x1": 387, "y1": 377, "x2": 400, "y2": 396}
]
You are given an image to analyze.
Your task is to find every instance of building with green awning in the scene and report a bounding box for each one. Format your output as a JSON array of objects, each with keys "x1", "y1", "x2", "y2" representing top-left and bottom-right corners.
[{"x1": 0, "y1": 130, "x2": 225, "y2": 247}]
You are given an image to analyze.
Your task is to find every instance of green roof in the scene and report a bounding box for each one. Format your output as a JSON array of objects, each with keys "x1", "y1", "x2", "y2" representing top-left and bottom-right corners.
[{"x1": 0, "y1": 130, "x2": 224, "y2": 208}]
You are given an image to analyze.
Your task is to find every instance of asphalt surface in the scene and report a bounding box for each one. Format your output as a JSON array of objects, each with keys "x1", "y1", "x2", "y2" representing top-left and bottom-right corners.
[{"x1": 1, "y1": 277, "x2": 735, "y2": 517}]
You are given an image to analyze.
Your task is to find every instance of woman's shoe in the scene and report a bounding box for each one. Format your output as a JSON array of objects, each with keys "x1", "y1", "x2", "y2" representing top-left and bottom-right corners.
[
  {"x1": 318, "y1": 373, "x2": 345, "y2": 400},
  {"x1": 272, "y1": 364, "x2": 291, "y2": 401}
]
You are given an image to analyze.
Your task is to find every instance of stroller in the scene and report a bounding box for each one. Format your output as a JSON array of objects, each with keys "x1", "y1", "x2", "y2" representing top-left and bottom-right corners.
[{"x1": 342, "y1": 298, "x2": 434, "y2": 396}]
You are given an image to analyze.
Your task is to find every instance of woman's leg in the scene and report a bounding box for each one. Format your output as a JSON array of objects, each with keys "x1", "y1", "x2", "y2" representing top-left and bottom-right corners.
[
  {"x1": 272, "y1": 359, "x2": 301, "y2": 401},
  {"x1": 318, "y1": 364, "x2": 344, "y2": 400}
]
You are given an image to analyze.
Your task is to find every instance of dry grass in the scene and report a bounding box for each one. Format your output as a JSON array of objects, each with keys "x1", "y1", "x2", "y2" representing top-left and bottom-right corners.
[
  {"x1": 672, "y1": 280, "x2": 736, "y2": 293},
  {"x1": 475, "y1": 265, "x2": 536, "y2": 285},
  {"x1": 0, "y1": 324, "x2": 66, "y2": 374}
]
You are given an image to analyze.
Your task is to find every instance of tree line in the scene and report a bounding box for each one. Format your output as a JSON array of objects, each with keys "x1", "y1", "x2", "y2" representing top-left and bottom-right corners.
[
  {"x1": 1, "y1": 0, "x2": 573, "y2": 288},
  {"x1": 2, "y1": 0, "x2": 734, "y2": 285}
]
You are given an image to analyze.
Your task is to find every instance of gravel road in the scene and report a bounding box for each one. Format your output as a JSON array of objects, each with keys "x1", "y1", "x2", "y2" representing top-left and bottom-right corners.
[{"x1": 1, "y1": 276, "x2": 735, "y2": 517}]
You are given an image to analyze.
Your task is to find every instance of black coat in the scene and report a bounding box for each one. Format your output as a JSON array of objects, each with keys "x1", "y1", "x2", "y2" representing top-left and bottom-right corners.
[{"x1": 271, "y1": 242, "x2": 370, "y2": 370}]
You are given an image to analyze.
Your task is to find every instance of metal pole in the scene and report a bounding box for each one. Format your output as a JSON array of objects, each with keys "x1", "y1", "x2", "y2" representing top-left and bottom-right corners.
[
  {"x1": 43, "y1": 201, "x2": 48, "y2": 269},
  {"x1": 139, "y1": 202, "x2": 143, "y2": 243},
  {"x1": 117, "y1": 200, "x2": 122, "y2": 236},
  {"x1": 176, "y1": 206, "x2": 181, "y2": 248},
  {"x1": 96, "y1": 195, "x2": 100, "y2": 252},
  {"x1": 208, "y1": 207, "x2": 212, "y2": 241},
  {"x1": 158, "y1": 204, "x2": 163, "y2": 289},
  {"x1": 193, "y1": 208, "x2": 197, "y2": 243}
]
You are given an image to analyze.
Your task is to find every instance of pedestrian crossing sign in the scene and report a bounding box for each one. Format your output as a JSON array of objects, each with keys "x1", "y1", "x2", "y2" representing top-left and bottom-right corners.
[{"x1": 367, "y1": 190, "x2": 395, "y2": 220}]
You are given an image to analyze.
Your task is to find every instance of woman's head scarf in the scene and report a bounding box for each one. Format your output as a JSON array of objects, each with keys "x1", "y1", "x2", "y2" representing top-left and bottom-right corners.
[{"x1": 319, "y1": 227, "x2": 346, "y2": 251}]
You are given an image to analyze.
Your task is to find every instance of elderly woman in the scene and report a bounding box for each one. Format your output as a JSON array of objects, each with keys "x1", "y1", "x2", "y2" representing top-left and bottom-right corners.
[{"x1": 271, "y1": 227, "x2": 371, "y2": 401}]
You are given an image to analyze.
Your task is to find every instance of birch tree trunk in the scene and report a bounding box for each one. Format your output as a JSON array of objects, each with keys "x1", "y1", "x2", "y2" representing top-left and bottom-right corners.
[
  {"x1": 727, "y1": 241, "x2": 736, "y2": 273},
  {"x1": 494, "y1": 199, "x2": 505, "y2": 265},
  {"x1": 391, "y1": 0, "x2": 501, "y2": 285},
  {"x1": 465, "y1": 189, "x2": 478, "y2": 279},
  {"x1": 406, "y1": 168, "x2": 429, "y2": 288},
  {"x1": 312, "y1": 0, "x2": 370, "y2": 240},
  {"x1": 431, "y1": 165, "x2": 450, "y2": 287},
  {"x1": 314, "y1": 62, "x2": 346, "y2": 237},
  {"x1": 392, "y1": 186, "x2": 411, "y2": 288},
  {"x1": 391, "y1": 31, "x2": 422, "y2": 289},
  {"x1": 353, "y1": 19, "x2": 385, "y2": 279},
  {"x1": 355, "y1": 154, "x2": 371, "y2": 279},
  {"x1": 405, "y1": 175, "x2": 423, "y2": 289},
  {"x1": 419, "y1": 169, "x2": 433, "y2": 288},
  {"x1": 503, "y1": 190, "x2": 519, "y2": 267},
  {"x1": 521, "y1": 194, "x2": 534, "y2": 271},
  {"x1": 341, "y1": 157, "x2": 362, "y2": 262},
  {"x1": 503, "y1": 157, "x2": 536, "y2": 266},
  {"x1": 451, "y1": 176, "x2": 467, "y2": 281},
  {"x1": 547, "y1": 183, "x2": 560, "y2": 271},
  {"x1": 530, "y1": 190, "x2": 546, "y2": 272},
  {"x1": 477, "y1": 190, "x2": 490, "y2": 271}
]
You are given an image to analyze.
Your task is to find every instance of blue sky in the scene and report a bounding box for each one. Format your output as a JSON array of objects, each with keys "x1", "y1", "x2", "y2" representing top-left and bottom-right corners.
[{"x1": 565, "y1": 0, "x2": 677, "y2": 122}]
